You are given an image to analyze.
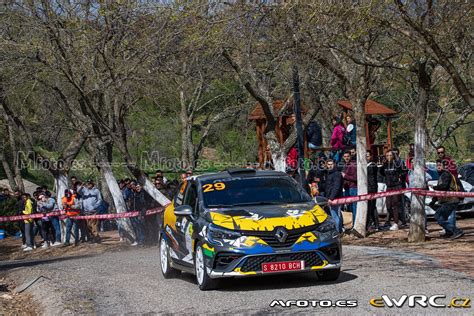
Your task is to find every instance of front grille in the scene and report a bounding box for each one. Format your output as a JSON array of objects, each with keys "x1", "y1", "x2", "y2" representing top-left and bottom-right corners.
[
  {"x1": 240, "y1": 252, "x2": 323, "y2": 272},
  {"x1": 241, "y1": 225, "x2": 317, "y2": 248}
]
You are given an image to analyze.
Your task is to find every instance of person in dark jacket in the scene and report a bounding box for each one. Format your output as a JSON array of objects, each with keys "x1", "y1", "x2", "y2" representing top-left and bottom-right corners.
[
  {"x1": 393, "y1": 148, "x2": 408, "y2": 226},
  {"x1": 342, "y1": 151, "x2": 357, "y2": 227},
  {"x1": 306, "y1": 121, "x2": 322, "y2": 150},
  {"x1": 366, "y1": 151, "x2": 379, "y2": 231},
  {"x1": 306, "y1": 158, "x2": 327, "y2": 197},
  {"x1": 129, "y1": 184, "x2": 147, "y2": 246},
  {"x1": 325, "y1": 159, "x2": 344, "y2": 233},
  {"x1": 14, "y1": 190, "x2": 26, "y2": 248},
  {"x1": 379, "y1": 150, "x2": 404, "y2": 231},
  {"x1": 429, "y1": 160, "x2": 464, "y2": 239}
]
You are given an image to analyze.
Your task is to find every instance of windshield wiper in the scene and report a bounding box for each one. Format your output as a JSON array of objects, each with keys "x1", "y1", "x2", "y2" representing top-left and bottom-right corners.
[
  {"x1": 207, "y1": 204, "x2": 234, "y2": 208},
  {"x1": 232, "y1": 201, "x2": 281, "y2": 206}
]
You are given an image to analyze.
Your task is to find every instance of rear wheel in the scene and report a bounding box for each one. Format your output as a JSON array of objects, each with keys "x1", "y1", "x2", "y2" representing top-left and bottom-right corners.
[
  {"x1": 160, "y1": 235, "x2": 180, "y2": 279},
  {"x1": 316, "y1": 268, "x2": 341, "y2": 281},
  {"x1": 195, "y1": 243, "x2": 219, "y2": 291}
]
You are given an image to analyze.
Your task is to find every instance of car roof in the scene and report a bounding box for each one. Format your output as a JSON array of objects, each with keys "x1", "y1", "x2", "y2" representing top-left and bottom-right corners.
[{"x1": 191, "y1": 169, "x2": 288, "y2": 182}]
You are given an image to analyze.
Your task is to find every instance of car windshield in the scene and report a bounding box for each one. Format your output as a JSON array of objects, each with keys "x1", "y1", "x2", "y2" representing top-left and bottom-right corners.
[{"x1": 201, "y1": 177, "x2": 312, "y2": 208}]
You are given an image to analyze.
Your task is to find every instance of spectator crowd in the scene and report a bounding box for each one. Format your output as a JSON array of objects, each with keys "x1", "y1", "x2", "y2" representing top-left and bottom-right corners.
[{"x1": 0, "y1": 169, "x2": 191, "y2": 251}]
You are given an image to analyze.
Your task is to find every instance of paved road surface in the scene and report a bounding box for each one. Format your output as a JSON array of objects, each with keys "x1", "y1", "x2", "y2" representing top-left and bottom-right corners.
[{"x1": 3, "y1": 246, "x2": 473, "y2": 314}]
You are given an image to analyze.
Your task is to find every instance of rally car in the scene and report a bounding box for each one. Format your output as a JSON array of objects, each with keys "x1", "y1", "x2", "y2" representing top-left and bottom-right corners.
[{"x1": 159, "y1": 168, "x2": 341, "y2": 290}]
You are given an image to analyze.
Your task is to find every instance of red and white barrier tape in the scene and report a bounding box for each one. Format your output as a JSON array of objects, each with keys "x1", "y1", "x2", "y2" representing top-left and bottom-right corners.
[
  {"x1": 0, "y1": 207, "x2": 165, "y2": 223},
  {"x1": 329, "y1": 188, "x2": 474, "y2": 205},
  {"x1": 329, "y1": 188, "x2": 411, "y2": 205},
  {"x1": 1, "y1": 189, "x2": 473, "y2": 222}
]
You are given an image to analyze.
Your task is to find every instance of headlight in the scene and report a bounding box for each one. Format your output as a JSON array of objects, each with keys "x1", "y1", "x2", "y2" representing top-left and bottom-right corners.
[
  {"x1": 207, "y1": 224, "x2": 241, "y2": 244},
  {"x1": 316, "y1": 219, "x2": 336, "y2": 233}
]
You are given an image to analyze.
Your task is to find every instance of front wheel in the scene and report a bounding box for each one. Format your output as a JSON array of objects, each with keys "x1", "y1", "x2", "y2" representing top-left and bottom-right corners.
[
  {"x1": 195, "y1": 243, "x2": 219, "y2": 291},
  {"x1": 160, "y1": 235, "x2": 180, "y2": 279},
  {"x1": 316, "y1": 268, "x2": 341, "y2": 281}
]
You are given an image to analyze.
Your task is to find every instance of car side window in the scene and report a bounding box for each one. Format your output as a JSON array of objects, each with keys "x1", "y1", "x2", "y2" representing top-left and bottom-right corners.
[
  {"x1": 184, "y1": 183, "x2": 198, "y2": 215},
  {"x1": 174, "y1": 182, "x2": 187, "y2": 206}
]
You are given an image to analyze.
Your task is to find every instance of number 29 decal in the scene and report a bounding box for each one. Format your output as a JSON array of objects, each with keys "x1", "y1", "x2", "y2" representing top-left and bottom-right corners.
[{"x1": 202, "y1": 182, "x2": 226, "y2": 193}]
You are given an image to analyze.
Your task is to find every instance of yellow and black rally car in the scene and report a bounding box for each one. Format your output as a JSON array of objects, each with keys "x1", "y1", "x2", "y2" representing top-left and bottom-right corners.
[{"x1": 159, "y1": 168, "x2": 341, "y2": 290}]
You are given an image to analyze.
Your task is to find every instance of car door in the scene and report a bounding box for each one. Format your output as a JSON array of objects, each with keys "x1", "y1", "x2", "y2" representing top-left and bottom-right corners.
[{"x1": 174, "y1": 181, "x2": 199, "y2": 264}]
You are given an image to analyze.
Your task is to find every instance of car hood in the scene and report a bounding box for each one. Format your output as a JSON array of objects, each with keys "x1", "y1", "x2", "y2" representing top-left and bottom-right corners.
[{"x1": 205, "y1": 202, "x2": 328, "y2": 231}]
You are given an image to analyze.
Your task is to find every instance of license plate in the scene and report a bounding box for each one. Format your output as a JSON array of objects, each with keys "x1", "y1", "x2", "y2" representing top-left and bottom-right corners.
[{"x1": 262, "y1": 260, "x2": 305, "y2": 273}]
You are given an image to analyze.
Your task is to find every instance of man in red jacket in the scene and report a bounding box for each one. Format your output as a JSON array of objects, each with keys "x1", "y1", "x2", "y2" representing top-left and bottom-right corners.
[{"x1": 342, "y1": 151, "x2": 357, "y2": 228}]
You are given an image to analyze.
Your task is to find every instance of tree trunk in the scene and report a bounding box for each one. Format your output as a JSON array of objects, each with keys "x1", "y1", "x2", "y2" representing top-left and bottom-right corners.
[
  {"x1": 92, "y1": 140, "x2": 136, "y2": 241},
  {"x1": 0, "y1": 151, "x2": 17, "y2": 191},
  {"x1": 54, "y1": 172, "x2": 69, "y2": 208},
  {"x1": 100, "y1": 162, "x2": 136, "y2": 241},
  {"x1": 350, "y1": 95, "x2": 369, "y2": 237},
  {"x1": 180, "y1": 90, "x2": 195, "y2": 170},
  {"x1": 4, "y1": 115, "x2": 24, "y2": 192},
  {"x1": 408, "y1": 61, "x2": 431, "y2": 243}
]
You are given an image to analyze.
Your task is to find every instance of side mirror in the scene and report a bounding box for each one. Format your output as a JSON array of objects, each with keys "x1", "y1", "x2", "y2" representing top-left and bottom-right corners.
[{"x1": 174, "y1": 205, "x2": 193, "y2": 217}]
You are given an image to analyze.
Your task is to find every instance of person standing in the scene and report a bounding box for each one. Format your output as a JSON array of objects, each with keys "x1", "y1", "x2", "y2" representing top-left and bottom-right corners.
[
  {"x1": 21, "y1": 193, "x2": 35, "y2": 251},
  {"x1": 62, "y1": 189, "x2": 82, "y2": 246},
  {"x1": 380, "y1": 150, "x2": 404, "y2": 231},
  {"x1": 429, "y1": 160, "x2": 464, "y2": 239},
  {"x1": 342, "y1": 151, "x2": 357, "y2": 227},
  {"x1": 14, "y1": 190, "x2": 26, "y2": 248},
  {"x1": 325, "y1": 159, "x2": 344, "y2": 233},
  {"x1": 78, "y1": 180, "x2": 103, "y2": 243},
  {"x1": 366, "y1": 151, "x2": 379, "y2": 231},
  {"x1": 329, "y1": 116, "x2": 346, "y2": 163},
  {"x1": 436, "y1": 146, "x2": 458, "y2": 177},
  {"x1": 38, "y1": 194, "x2": 55, "y2": 248},
  {"x1": 129, "y1": 184, "x2": 147, "y2": 246},
  {"x1": 42, "y1": 191, "x2": 61, "y2": 246}
]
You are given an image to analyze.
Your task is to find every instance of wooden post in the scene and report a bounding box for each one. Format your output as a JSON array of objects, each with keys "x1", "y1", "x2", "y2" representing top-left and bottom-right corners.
[
  {"x1": 365, "y1": 121, "x2": 370, "y2": 149},
  {"x1": 387, "y1": 118, "x2": 393, "y2": 149}
]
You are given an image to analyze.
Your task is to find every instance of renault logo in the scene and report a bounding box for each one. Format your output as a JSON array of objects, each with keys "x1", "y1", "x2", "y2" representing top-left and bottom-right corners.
[{"x1": 274, "y1": 227, "x2": 288, "y2": 243}]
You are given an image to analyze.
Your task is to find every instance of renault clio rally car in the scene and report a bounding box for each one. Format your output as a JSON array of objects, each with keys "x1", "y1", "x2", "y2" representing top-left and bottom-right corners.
[{"x1": 159, "y1": 168, "x2": 341, "y2": 290}]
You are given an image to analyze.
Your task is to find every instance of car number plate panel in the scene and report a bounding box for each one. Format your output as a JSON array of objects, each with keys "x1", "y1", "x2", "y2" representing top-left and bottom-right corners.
[{"x1": 262, "y1": 260, "x2": 305, "y2": 273}]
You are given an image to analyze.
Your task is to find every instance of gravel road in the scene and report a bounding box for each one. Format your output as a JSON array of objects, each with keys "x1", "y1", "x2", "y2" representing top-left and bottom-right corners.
[{"x1": 2, "y1": 245, "x2": 473, "y2": 315}]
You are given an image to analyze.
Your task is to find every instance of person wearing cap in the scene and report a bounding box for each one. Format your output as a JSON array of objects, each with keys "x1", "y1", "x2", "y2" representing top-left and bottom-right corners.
[
  {"x1": 62, "y1": 189, "x2": 82, "y2": 246},
  {"x1": 38, "y1": 194, "x2": 56, "y2": 248},
  {"x1": 42, "y1": 191, "x2": 61, "y2": 246},
  {"x1": 78, "y1": 180, "x2": 103, "y2": 243}
]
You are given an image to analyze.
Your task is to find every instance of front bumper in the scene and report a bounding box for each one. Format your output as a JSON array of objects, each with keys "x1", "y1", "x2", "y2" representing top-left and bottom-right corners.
[{"x1": 206, "y1": 241, "x2": 341, "y2": 279}]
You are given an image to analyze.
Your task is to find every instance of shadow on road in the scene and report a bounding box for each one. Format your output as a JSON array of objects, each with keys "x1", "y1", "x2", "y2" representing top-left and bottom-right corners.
[
  {"x1": 0, "y1": 254, "x2": 97, "y2": 271},
  {"x1": 178, "y1": 270, "x2": 357, "y2": 292}
]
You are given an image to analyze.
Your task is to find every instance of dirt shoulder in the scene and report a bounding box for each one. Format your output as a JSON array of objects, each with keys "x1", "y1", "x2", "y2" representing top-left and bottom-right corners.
[{"x1": 342, "y1": 216, "x2": 474, "y2": 278}]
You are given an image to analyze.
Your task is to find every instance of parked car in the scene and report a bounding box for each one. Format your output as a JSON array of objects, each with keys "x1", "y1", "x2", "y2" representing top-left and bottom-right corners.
[{"x1": 376, "y1": 180, "x2": 474, "y2": 219}]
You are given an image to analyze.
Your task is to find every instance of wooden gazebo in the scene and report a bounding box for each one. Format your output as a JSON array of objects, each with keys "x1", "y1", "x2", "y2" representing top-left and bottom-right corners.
[
  {"x1": 337, "y1": 99, "x2": 397, "y2": 151},
  {"x1": 249, "y1": 100, "x2": 306, "y2": 168},
  {"x1": 249, "y1": 98, "x2": 397, "y2": 168}
]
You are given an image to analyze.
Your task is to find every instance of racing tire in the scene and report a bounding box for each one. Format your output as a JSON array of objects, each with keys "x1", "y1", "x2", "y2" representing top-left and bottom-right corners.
[
  {"x1": 160, "y1": 235, "x2": 180, "y2": 279},
  {"x1": 403, "y1": 196, "x2": 412, "y2": 222},
  {"x1": 316, "y1": 268, "x2": 341, "y2": 281},
  {"x1": 194, "y1": 242, "x2": 219, "y2": 291}
]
